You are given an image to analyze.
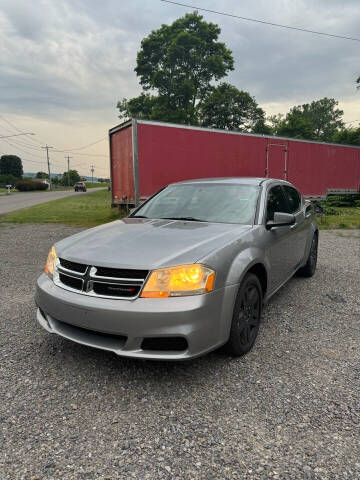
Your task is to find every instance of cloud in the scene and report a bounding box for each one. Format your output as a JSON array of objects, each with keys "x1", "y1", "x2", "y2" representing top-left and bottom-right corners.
[{"x1": 0, "y1": 0, "x2": 358, "y2": 174}]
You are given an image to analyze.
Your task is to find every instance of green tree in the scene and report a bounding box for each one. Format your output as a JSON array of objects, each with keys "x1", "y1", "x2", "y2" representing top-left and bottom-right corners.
[
  {"x1": 332, "y1": 127, "x2": 360, "y2": 145},
  {"x1": 61, "y1": 170, "x2": 80, "y2": 186},
  {"x1": 276, "y1": 98, "x2": 344, "y2": 141},
  {"x1": 36, "y1": 171, "x2": 49, "y2": 179},
  {"x1": 277, "y1": 114, "x2": 316, "y2": 140},
  {"x1": 117, "y1": 12, "x2": 234, "y2": 125},
  {"x1": 0, "y1": 155, "x2": 23, "y2": 178},
  {"x1": 199, "y1": 83, "x2": 265, "y2": 131},
  {"x1": 356, "y1": 76, "x2": 359, "y2": 89}
]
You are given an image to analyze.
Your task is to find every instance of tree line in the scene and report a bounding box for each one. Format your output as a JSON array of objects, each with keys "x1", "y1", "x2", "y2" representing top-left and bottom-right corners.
[
  {"x1": 0, "y1": 154, "x2": 81, "y2": 188},
  {"x1": 118, "y1": 12, "x2": 359, "y2": 146}
]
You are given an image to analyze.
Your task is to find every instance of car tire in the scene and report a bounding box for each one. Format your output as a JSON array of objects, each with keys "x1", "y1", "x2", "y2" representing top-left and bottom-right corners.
[
  {"x1": 297, "y1": 233, "x2": 318, "y2": 277},
  {"x1": 225, "y1": 273, "x2": 262, "y2": 356}
]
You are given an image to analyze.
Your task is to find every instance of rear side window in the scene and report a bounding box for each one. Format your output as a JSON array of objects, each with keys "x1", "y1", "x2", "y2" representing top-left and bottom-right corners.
[
  {"x1": 266, "y1": 185, "x2": 289, "y2": 221},
  {"x1": 283, "y1": 186, "x2": 301, "y2": 213}
]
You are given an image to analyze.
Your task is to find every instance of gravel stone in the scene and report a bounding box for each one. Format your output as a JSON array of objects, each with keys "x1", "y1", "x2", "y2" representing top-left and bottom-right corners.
[{"x1": 0, "y1": 224, "x2": 359, "y2": 479}]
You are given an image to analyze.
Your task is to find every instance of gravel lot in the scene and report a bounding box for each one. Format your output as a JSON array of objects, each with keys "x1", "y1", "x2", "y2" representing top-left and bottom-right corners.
[{"x1": 0, "y1": 224, "x2": 359, "y2": 480}]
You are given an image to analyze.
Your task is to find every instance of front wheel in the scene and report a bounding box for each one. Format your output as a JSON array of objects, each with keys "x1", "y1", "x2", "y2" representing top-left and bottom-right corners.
[
  {"x1": 225, "y1": 273, "x2": 262, "y2": 356},
  {"x1": 297, "y1": 233, "x2": 318, "y2": 277}
]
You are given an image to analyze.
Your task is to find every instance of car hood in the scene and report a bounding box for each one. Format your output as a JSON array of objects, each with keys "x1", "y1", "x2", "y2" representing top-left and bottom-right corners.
[{"x1": 55, "y1": 218, "x2": 252, "y2": 269}]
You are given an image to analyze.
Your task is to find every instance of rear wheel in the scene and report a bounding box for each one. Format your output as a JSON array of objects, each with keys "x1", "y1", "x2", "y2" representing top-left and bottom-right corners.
[
  {"x1": 226, "y1": 273, "x2": 262, "y2": 356},
  {"x1": 297, "y1": 233, "x2": 318, "y2": 277}
]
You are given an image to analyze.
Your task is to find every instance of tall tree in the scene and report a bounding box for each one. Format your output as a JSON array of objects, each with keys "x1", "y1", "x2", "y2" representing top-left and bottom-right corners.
[
  {"x1": 276, "y1": 98, "x2": 344, "y2": 141},
  {"x1": 199, "y1": 83, "x2": 265, "y2": 131},
  {"x1": 61, "y1": 170, "x2": 80, "y2": 186},
  {"x1": 0, "y1": 155, "x2": 23, "y2": 178},
  {"x1": 117, "y1": 12, "x2": 234, "y2": 125}
]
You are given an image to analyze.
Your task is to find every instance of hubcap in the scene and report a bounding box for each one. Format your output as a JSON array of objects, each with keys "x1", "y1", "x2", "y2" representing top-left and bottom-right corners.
[{"x1": 238, "y1": 285, "x2": 260, "y2": 345}]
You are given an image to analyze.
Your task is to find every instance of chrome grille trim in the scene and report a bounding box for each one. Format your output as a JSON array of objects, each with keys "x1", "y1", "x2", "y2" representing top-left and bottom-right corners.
[
  {"x1": 53, "y1": 259, "x2": 149, "y2": 300},
  {"x1": 89, "y1": 267, "x2": 144, "y2": 284}
]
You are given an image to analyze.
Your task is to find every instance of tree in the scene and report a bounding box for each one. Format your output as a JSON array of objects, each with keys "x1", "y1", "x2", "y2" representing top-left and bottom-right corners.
[
  {"x1": 276, "y1": 98, "x2": 344, "y2": 141},
  {"x1": 277, "y1": 114, "x2": 316, "y2": 140},
  {"x1": 332, "y1": 127, "x2": 360, "y2": 146},
  {"x1": 199, "y1": 83, "x2": 265, "y2": 131},
  {"x1": 36, "y1": 171, "x2": 49, "y2": 179},
  {"x1": 356, "y1": 76, "x2": 359, "y2": 89},
  {"x1": 61, "y1": 170, "x2": 80, "y2": 186},
  {"x1": 117, "y1": 12, "x2": 234, "y2": 125},
  {"x1": 0, "y1": 155, "x2": 23, "y2": 178}
]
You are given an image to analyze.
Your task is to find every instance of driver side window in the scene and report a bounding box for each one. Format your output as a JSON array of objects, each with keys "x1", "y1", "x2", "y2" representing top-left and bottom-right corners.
[{"x1": 266, "y1": 186, "x2": 289, "y2": 221}]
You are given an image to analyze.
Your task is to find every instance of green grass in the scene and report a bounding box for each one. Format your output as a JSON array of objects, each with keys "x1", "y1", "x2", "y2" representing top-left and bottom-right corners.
[
  {"x1": 85, "y1": 182, "x2": 108, "y2": 188},
  {"x1": 317, "y1": 206, "x2": 360, "y2": 230},
  {"x1": 0, "y1": 190, "x2": 123, "y2": 227}
]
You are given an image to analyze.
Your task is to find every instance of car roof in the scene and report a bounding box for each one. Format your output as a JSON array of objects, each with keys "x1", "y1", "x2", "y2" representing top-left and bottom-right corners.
[{"x1": 169, "y1": 177, "x2": 292, "y2": 187}]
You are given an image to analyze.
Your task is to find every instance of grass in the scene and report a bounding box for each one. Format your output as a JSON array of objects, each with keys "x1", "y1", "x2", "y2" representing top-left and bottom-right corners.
[
  {"x1": 85, "y1": 182, "x2": 108, "y2": 188},
  {"x1": 0, "y1": 190, "x2": 123, "y2": 227},
  {"x1": 317, "y1": 206, "x2": 360, "y2": 230}
]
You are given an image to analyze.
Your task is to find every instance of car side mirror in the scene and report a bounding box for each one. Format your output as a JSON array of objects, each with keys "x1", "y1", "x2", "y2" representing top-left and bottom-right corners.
[{"x1": 266, "y1": 212, "x2": 296, "y2": 230}]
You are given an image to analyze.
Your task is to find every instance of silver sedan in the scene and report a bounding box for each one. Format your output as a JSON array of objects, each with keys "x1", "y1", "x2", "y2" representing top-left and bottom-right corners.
[{"x1": 35, "y1": 178, "x2": 318, "y2": 360}]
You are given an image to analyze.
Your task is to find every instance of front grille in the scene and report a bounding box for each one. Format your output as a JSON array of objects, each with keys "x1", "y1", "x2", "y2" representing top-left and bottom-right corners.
[
  {"x1": 59, "y1": 273, "x2": 83, "y2": 291},
  {"x1": 94, "y1": 267, "x2": 148, "y2": 280},
  {"x1": 59, "y1": 258, "x2": 87, "y2": 274},
  {"x1": 55, "y1": 259, "x2": 148, "y2": 300},
  {"x1": 92, "y1": 282, "x2": 141, "y2": 298},
  {"x1": 56, "y1": 319, "x2": 127, "y2": 345}
]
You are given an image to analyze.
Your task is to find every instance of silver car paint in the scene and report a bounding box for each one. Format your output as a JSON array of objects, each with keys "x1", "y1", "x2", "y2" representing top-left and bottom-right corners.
[{"x1": 35, "y1": 178, "x2": 318, "y2": 360}]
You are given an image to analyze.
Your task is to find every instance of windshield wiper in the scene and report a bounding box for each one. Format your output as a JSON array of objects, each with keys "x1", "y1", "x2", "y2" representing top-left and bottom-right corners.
[
  {"x1": 131, "y1": 215, "x2": 148, "y2": 218},
  {"x1": 162, "y1": 216, "x2": 205, "y2": 222}
]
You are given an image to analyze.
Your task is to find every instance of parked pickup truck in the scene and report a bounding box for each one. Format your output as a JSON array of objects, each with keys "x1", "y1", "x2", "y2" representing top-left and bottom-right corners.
[{"x1": 35, "y1": 177, "x2": 318, "y2": 361}]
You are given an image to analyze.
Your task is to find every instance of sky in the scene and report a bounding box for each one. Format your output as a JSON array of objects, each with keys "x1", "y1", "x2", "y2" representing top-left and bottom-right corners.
[{"x1": 0, "y1": 0, "x2": 359, "y2": 176}]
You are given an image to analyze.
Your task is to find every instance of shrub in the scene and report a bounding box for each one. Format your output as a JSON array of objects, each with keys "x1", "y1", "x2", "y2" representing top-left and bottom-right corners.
[
  {"x1": 325, "y1": 194, "x2": 360, "y2": 207},
  {"x1": 15, "y1": 179, "x2": 49, "y2": 191},
  {"x1": 0, "y1": 174, "x2": 17, "y2": 187}
]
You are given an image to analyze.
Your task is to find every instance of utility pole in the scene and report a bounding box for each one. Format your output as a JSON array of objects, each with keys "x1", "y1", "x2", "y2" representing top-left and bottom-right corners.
[
  {"x1": 90, "y1": 164, "x2": 95, "y2": 183},
  {"x1": 41, "y1": 145, "x2": 53, "y2": 190},
  {"x1": 65, "y1": 156, "x2": 72, "y2": 187}
]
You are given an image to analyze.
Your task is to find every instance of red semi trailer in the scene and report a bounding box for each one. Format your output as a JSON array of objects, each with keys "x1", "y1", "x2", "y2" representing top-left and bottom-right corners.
[{"x1": 109, "y1": 119, "x2": 360, "y2": 207}]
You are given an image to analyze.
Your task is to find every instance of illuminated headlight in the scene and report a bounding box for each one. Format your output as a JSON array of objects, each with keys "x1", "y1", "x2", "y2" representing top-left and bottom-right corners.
[
  {"x1": 45, "y1": 246, "x2": 57, "y2": 279},
  {"x1": 141, "y1": 264, "x2": 215, "y2": 298}
]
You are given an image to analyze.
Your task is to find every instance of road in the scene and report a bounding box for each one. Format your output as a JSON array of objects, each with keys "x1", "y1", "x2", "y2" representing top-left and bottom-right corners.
[
  {"x1": 0, "y1": 224, "x2": 359, "y2": 479},
  {"x1": 0, "y1": 188, "x2": 106, "y2": 216}
]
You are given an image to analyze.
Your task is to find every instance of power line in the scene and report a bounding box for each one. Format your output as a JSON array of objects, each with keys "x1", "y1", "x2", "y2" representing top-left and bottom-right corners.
[
  {"x1": 53, "y1": 136, "x2": 107, "y2": 153},
  {"x1": 160, "y1": 0, "x2": 360, "y2": 42}
]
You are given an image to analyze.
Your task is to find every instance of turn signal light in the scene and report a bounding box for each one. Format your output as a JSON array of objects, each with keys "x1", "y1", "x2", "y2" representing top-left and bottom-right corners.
[{"x1": 45, "y1": 246, "x2": 57, "y2": 278}]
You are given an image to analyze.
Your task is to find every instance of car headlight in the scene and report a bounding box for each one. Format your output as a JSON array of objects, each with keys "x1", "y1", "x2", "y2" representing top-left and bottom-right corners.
[
  {"x1": 141, "y1": 264, "x2": 215, "y2": 298},
  {"x1": 45, "y1": 246, "x2": 57, "y2": 279}
]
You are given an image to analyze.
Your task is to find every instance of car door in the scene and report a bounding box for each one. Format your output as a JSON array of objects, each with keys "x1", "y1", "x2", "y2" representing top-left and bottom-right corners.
[
  {"x1": 264, "y1": 184, "x2": 294, "y2": 293},
  {"x1": 282, "y1": 185, "x2": 308, "y2": 268}
]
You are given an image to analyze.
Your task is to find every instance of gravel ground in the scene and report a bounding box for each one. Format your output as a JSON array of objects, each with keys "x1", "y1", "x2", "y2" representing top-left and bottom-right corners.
[{"x1": 0, "y1": 224, "x2": 359, "y2": 480}]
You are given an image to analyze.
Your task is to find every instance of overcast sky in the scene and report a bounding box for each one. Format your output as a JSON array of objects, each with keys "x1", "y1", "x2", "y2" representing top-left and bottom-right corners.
[{"x1": 0, "y1": 0, "x2": 359, "y2": 175}]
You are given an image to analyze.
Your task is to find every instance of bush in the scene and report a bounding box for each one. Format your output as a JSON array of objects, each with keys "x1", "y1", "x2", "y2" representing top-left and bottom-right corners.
[
  {"x1": 15, "y1": 179, "x2": 49, "y2": 191},
  {"x1": 325, "y1": 194, "x2": 360, "y2": 207},
  {"x1": 0, "y1": 174, "x2": 17, "y2": 187}
]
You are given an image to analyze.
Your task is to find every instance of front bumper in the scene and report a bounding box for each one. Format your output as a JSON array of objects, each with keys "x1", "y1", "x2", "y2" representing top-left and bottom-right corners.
[{"x1": 35, "y1": 274, "x2": 238, "y2": 360}]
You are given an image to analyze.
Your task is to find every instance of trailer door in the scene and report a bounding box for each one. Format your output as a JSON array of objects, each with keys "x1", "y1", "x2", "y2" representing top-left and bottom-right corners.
[{"x1": 266, "y1": 143, "x2": 288, "y2": 180}]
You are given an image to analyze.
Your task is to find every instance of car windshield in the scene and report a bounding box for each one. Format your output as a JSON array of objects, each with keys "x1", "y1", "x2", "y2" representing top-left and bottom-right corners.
[{"x1": 132, "y1": 183, "x2": 260, "y2": 224}]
